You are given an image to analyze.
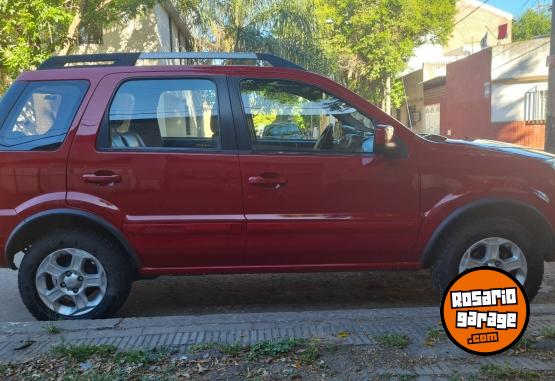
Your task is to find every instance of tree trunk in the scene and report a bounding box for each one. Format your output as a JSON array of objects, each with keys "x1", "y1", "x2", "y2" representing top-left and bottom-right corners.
[
  {"x1": 59, "y1": 12, "x2": 82, "y2": 55},
  {"x1": 59, "y1": 0, "x2": 114, "y2": 56}
]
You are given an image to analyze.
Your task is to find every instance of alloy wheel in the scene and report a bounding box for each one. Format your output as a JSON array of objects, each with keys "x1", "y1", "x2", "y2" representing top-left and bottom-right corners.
[
  {"x1": 35, "y1": 248, "x2": 107, "y2": 316},
  {"x1": 458, "y1": 237, "x2": 527, "y2": 285}
]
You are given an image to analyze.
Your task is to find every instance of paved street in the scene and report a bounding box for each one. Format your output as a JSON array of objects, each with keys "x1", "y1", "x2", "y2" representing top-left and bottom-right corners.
[{"x1": 1, "y1": 262, "x2": 554, "y2": 322}]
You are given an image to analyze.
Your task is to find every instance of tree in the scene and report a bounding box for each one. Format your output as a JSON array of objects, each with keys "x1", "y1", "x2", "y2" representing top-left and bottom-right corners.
[
  {"x1": 314, "y1": 0, "x2": 455, "y2": 106},
  {"x1": 0, "y1": 0, "x2": 72, "y2": 91},
  {"x1": 0, "y1": 0, "x2": 155, "y2": 92},
  {"x1": 184, "y1": 0, "x2": 329, "y2": 73},
  {"x1": 513, "y1": 9, "x2": 551, "y2": 42}
]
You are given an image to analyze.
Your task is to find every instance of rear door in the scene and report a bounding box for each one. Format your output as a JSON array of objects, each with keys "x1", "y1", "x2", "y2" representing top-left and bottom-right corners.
[
  {"x1": 68, "y1": 72, "x2": 245, "y2": 270},
  {"x1": 229, "y1": 75, "x2": 420, "y2": 267}
]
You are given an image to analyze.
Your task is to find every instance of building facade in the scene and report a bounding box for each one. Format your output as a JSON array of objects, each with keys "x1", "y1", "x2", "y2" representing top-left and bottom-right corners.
[
  {"x1": 71, "y1": 2, "x2": 190, "y2": 55},
  {"x1": 396, "y1": 0, "x2": 515, "y2": 139},
  {"x1": 441, "y1": 38, "x2": 549, "y2": 149}
]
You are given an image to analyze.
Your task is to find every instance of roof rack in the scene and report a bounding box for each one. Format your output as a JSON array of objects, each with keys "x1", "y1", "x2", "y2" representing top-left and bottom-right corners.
[{"x1": 38, "y1": 52, "x2": 305, "y2": 70}]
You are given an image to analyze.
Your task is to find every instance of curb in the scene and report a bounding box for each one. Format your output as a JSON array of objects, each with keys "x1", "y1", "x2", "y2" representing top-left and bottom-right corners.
[{"x1": 1, "y1": 304, "x2": 554, "y2": 377}]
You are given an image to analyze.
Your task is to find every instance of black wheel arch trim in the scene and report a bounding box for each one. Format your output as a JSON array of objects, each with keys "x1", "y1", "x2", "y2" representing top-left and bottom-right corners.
[
  {"x1": 420, "y1": 197, "x2": 555, "y2": 266},
  {"x1": 4, "y1": 208, "x2": 141, "y2": 270}
]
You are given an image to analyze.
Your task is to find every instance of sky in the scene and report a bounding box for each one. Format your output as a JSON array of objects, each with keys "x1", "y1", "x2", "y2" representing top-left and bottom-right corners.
[{"x1": 487, "y1": 0, "x2": 549, "y2": 17}]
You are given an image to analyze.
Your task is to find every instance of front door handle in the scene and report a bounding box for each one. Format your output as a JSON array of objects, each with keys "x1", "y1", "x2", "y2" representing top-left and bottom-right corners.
[
  {"x1": 82, "y1": 172, "x2": 122, "y2": 185},
  {"x1": 248, "y1": 173, "x2": 288, "y2": 188}
]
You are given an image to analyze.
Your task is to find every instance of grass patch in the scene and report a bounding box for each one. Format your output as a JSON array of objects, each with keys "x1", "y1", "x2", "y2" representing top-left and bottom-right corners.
[
  {"x1": 187, "y1": 338, "x2": 317, "y2": 363},
  {"x1": 43, "y1": 323, "x2": 62, "y2": 335},
  {"x1": 218, "y1": 343, "x2": 245, "y2": 356},
  {"x1": 376, "y1": 333, "x2": 410, "y2": 349},
  {"x1": 188, "y1": 342, "x2": 219, "y2": 353},
  {"x1": 0, "y1": 364, "x2": 8, "y2": 375},
  {"x1": 513, "y1": 335, "x2": 535, "y2": 353},
  {"x1": 425, "y1": 327, "x2": 446, "y2": 346},
  {"x1": 114, "y1": 349, "x2": 166, "y2": 365},
  {"x1": 540, "y1": 328, "x2": 555, "y2": 339},
  {"x1": 480, "y1": 364, "x2": 541, "y2": 380},
  {"x1": 188, "y1": 342, "x2": 245, "y2": 356},
  {"x1": 51, "y1": 344, "x2": 117, "y2": 362},
  {"x1": 298, "y1": 341, "x2": 320, "y2": 364},
  {"x1": 247, "y1": 337, "x2": 305, "y2": 360}
]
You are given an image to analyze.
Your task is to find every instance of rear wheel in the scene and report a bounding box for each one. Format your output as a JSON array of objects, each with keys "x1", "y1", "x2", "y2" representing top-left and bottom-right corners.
[
  {"x1": 430, "y1": 217, "x2": 544, "y2": 301},
  {"x1": 18, "y1": 228, "x2": 132, "y2": 320}
]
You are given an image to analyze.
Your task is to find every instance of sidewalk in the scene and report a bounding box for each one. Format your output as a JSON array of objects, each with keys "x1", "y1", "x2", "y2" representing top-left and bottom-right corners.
[{"x1": 1, "y1": 305, "x2": 555, "y2": 378}]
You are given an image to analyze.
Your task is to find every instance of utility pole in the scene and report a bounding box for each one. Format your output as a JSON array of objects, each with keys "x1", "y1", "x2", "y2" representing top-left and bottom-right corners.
[{"x1": 545, "y1": 0, "x2": 555, "y2": 152}]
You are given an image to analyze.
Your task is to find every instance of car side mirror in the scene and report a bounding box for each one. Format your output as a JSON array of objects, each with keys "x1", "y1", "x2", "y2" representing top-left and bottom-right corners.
[{"x1": 374, "y1": 124, "x2": 399, "y2": 157}]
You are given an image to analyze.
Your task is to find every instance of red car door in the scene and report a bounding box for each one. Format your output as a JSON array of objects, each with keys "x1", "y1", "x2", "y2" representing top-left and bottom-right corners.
[
  {"x1": 229, "y1": 75, "x2": 421, "y2": 268},
  {"x1": 68, "y1": 71, "x2": 245, "y2": 270}
]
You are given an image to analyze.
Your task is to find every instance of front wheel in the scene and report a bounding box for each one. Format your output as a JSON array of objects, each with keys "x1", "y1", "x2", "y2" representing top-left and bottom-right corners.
[
  {"x1": 18, "y1": 228, "x2": 132, "y2": 320},
  {"x1": 430, "y1": 217, "x2": 544, "y2": 301}
]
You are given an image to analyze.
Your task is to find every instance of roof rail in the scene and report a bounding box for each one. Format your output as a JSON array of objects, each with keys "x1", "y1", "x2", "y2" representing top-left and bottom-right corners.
[{"x1": 38, "y1": 52, "x2": 305, "y2": 70}]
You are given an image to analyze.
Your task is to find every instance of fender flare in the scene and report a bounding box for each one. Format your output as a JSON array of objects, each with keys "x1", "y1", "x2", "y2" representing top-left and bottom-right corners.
[
  {"x1": 419, "y1": 197, "x2": 555, "y2": 266},
  {"x1": 4, "y1": 208, "x2": 141, "y2": 270}
]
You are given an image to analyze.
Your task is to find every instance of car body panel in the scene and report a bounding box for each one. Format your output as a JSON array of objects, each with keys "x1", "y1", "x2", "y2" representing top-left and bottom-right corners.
[
  {"x1": 1, "y1": 64, "x2": 555, "y2": 273},
  {"x1": 66, "y1": 71, "x2": 245, "y2": 268}
]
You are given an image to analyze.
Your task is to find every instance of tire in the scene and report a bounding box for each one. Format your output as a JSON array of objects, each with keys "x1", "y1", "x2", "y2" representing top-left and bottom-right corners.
[
  {"x1": 18, "y1": 228, "x2": 133, "y2": 320},
  {"x1": 430, "y1": 217, "x2": 544, "y2": 301}
]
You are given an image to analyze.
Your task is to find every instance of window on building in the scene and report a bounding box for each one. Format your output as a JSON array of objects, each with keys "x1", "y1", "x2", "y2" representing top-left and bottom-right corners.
[
  {"x1": 107, "y1": 79, "x2": 220, "y2": 150},
  {"x1": 408, "y1": 105, "x2": 421, "y2": 124},
  {"x1": 524, "y1": 86, "x2": 547, "y2": 123},
  {"x1": 78, "y1": 24, "x2": 103, "y2": 45},
  {"x1": 240, "y1": 79, "x2": 375, "y2": 153}
]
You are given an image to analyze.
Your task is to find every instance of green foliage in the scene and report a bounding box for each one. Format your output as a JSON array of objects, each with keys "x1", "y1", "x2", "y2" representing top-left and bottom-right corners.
[
  {"x1": 247, "y1": 337, "x2": 305, "y2": 360},
  {"x1": 43, "y1": 323, "x2": 62, "y2": 335},
  {"x1": 0, "y1": 0, "x2": 72, "y2": 82},
  {"x1": 192, "y1": 0, "x2": 329, "y2": 74},
  {"x1": 0, "y1": 0, "x2": 155, "y2": 90},
  {"x1": 480, "y1": 364, "x2": 541, "y2": 380},
  {"x1": 314, "y1": 0, "x2": 455, "y2": 105},
  {"x1": 375, "y1": 333, "x2": 410, "y2": 348},
  {"x1": 513, "y1": 9, "x2": 551, "y2": 42},
  {"x1": 425, "y1": 326, "x2": 446, "y2": 346},
  {"x1": 114, "y1": 349, "x2": 166, "y2": 364},
  {"x1": 540, "y1": 327, "x2": 555, "y2": 339},
  {"x1": 51, "y1": 344, "x2": 117, "y2": 362},
  {"x1": 298, "y1": 341, "x2": 320, "y2": 364},
  {"x1": 188, "y1": 342, "x2": 246, "y2": 356}
]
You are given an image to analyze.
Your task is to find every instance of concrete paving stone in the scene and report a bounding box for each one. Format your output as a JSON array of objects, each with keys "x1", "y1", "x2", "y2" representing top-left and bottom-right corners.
[{"x1": 0, "y1": 305, "x2": 554, "y2": 366}]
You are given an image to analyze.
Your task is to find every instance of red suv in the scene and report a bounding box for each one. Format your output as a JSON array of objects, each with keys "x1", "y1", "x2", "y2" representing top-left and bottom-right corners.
[{"x1": 1, "y1": 52, "x2": 553, "y2": 320}]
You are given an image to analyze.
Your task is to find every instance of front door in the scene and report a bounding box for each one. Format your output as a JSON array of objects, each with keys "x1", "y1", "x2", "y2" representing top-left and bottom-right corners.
[
  {"x1": 231, "y1": 77, "x2": 420, "y2": 267},
  {"x1": 68, "y1": 73, "x2": 245, "y2": 269}
]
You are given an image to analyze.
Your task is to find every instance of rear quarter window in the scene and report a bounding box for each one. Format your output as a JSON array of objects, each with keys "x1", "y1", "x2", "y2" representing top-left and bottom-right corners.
[{"x1": 0, "y1": 80, "x2": 88, "y2": 151}]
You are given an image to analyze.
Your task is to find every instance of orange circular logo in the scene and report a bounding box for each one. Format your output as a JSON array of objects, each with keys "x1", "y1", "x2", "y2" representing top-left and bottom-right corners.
[{"x1": 440, "y1": 267, "x2": 529, "y2": 356}]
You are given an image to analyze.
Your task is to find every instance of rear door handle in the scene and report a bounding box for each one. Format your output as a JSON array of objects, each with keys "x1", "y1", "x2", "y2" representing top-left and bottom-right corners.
[
  {"x1": 82, "y1": 172, "x2": 122, "y2": 185},
  {"x1": 248, "y1": 174, "x2": 288, "y2": 188}
]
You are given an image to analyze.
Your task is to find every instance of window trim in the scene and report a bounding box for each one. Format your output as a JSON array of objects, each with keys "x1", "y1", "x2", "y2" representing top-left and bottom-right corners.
[
  {"x1": 0, "y1": 80, "x2": 89, "y2": 152},
  {"x1": 97, "y1": 76, "x2": 232, "y2": 153},
  {"x1": 234, "y1": 77, "x2": 381, "y2": 157}
]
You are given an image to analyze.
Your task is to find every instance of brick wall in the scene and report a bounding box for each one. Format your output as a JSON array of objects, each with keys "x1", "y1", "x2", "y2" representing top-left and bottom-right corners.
[{"x1": 494, "y1": 122, "x2": 545, "y2": 149}]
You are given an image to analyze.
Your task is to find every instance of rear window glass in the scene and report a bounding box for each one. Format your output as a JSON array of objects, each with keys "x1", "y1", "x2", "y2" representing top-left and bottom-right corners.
[
  {"x1": 0, "y1": 80, "x2": 88, "y2": 151},
  {"x1": 105, "y1": 79, "x2": 220, "y2": 150}
]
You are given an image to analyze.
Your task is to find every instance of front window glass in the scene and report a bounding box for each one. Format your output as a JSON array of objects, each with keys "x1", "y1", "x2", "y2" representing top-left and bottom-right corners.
[{"x1": 240, "y1": 79, "x2": 375, "y2": 153}]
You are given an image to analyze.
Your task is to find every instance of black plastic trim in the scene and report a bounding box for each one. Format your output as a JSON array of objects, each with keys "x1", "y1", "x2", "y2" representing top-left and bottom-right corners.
[
  {"x1": 38, "y1": 53, "x2": 141, "y2": 69},
  {"x1": 4, "y1": 209, "x2": 141, "y2": 270},
  {"x1": 420, "y1": 197, "x2": 555, "y2": 265}
]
